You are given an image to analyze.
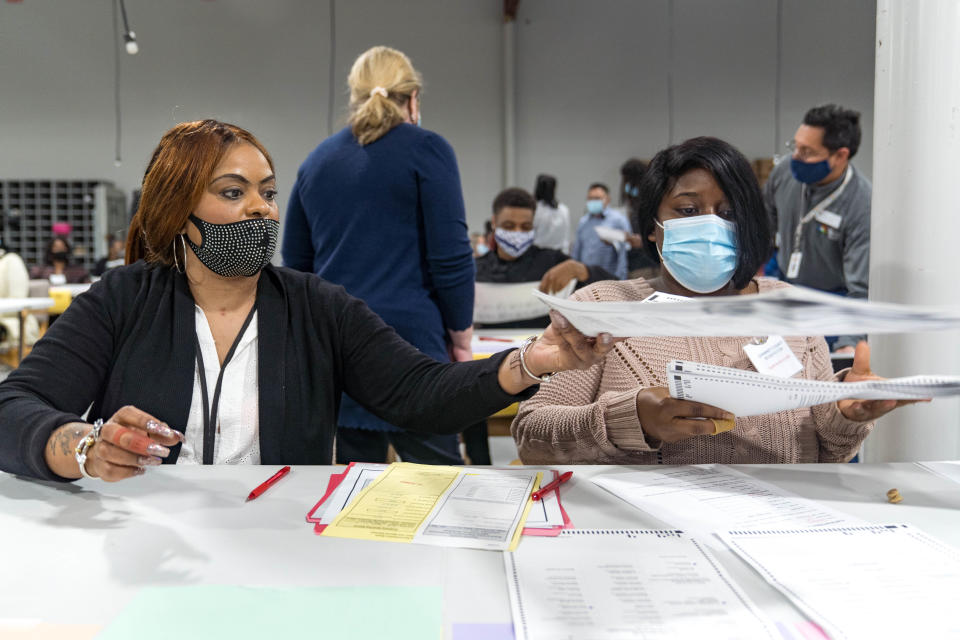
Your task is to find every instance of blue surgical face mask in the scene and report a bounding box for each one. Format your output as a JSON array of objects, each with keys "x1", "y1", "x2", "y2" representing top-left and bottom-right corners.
[
  {"x1": 656, "y1": 214, "x2": 738, "y2": 294},
  {"x1": 586, "y1": 199, "x2": 605, "y2": 215},
  {"x1": 494, "y1": 227, "x2": 534, "y2": 258},
  {"x1": 475, "y1": 243, "x2": 489, "y2": 257},
  {"x1": 790, "y1": 157, "x2": 831, "y2": 184}
]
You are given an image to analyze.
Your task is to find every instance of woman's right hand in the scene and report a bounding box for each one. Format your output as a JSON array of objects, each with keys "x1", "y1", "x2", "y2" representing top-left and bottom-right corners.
[
  {"x1": 57, "y1": 406, "x2": 184, "y2": 482},
  {"x1": 635, "y1": 387, "x2": 734, "y2": 444}
]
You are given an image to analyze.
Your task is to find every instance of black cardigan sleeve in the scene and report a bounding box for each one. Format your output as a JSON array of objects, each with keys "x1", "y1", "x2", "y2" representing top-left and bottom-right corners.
[
  {"x1": 0, "y1": 277, "x2": 118, "y2": 480},
  {"x1": 329, "y1": 284, "x2": 536, "y2": 435}
]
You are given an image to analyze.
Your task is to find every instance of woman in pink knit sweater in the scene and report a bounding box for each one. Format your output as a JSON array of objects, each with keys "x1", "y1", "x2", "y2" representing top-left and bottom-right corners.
[{"x1": 513, "y1": 137, "x2": 914, "y2": 465}]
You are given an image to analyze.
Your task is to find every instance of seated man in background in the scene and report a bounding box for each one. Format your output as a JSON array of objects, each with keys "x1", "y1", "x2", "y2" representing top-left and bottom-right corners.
[{"x1": 476, "y1": 187, "x2": 615, "y2": 329}]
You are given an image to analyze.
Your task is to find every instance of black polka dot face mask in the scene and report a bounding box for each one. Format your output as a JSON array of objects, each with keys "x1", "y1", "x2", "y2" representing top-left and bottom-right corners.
[{"x1": 185, "y1": 214, "x2": 279, "y2": 278}]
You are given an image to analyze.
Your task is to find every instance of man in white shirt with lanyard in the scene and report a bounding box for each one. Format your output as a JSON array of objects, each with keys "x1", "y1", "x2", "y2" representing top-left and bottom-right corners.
[{"x1": 764, "y1": 104, "x2": 872, "y2": 354}]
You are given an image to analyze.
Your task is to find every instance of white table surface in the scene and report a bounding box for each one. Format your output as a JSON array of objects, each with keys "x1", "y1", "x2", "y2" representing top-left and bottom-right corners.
[{"x1": 2, "y1": 462, "x2": 959, "y2": 638}]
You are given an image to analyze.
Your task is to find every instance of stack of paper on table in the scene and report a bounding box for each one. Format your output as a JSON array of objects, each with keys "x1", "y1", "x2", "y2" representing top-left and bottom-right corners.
[
  {"x1": 592, "y1": 465, "x2": 862, "y2": 548},
  {"x1": 719, "y1": 524, "x2": 960, "y2": 639},
  {"x1": 531, "y1": 285, "x2": 960, "y2": 337},
  {"x1": 308, "y1": 463, "x2": 569, "y2": 539},
  {"x1": 306, "y1": 462, "x2": 544, "y2": 551},
  {"x1": 667, "y1": 360, "x2": 960, "y2": 416},
  {"x1": 505, "y1": 529, "x2": 777, "y2": 640},
  {"x1": 474, "y1": 280, "x2": 575, "y2": 324}
]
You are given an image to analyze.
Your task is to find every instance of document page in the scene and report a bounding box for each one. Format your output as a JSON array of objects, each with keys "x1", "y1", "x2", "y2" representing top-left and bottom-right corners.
[
  {"x1": 317, "y1": 463, "x2": 389, "y2": 526},
  {"x1": 414, "y1": 468, "x2": 541, "y2": 550},
  {"x1": 916, "y1": 460, "x2": 960, "y2": 486},
  {"x1": 322, "y1": 463, "x2": 541, "y2": 551},
  {"x1": 475, "y1": 280, "x2": 575, "y2": 324},
  {"x1": 668, "y1": 360, "x2": 960, "y2": 416},
  {"x1": 505, "y1": 529, "x2": 776, "y2": 640},
  {"x1": 531, "y1": 285, "x2": 960, "y2": 337},
  {"x1": 593, "y1": 465, "x2": 860, "y2": 546},
  {"x1": 317, "y1": 463, "x2": 562, "y2": 531},
  {"x1": 719, "y1": 524, "x2": 960, "y2": 640}
]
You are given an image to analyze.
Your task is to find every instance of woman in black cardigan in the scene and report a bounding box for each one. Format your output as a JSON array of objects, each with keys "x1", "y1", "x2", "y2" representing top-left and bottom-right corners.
[{"x1": 0, "y1": 120, "x2": 616, "y2": 483}]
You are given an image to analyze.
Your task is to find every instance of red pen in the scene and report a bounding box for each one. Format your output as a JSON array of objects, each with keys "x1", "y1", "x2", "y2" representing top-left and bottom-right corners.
[
  {"x1": 531, "y1": 471, "x2": 572, "y2": 501},
  {"x1": 246, "y1": 465, "x2": 291, "y2": 501}
]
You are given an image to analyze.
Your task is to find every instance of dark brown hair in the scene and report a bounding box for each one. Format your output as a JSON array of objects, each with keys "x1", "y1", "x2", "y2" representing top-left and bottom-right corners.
[{"x1": 125, "y1": 119, "x2": 275, "y2": 266}]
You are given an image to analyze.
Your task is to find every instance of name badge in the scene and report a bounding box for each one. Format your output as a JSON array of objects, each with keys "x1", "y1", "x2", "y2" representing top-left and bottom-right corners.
[
  {"x1": 815, "y1": 209, "x2": 842, "y2": 229},
  {"x1": 643, "y1": 291, "x2": 691, "y2": 304},
  {"x1": 743, "y1": 336, "x2": 803, "y2": 378},
  {"x1": 786, "y1": 251, "x2": 802, "y2": 278}
]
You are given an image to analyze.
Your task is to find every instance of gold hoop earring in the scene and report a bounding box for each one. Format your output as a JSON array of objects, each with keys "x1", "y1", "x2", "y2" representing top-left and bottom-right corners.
[{"x1": 173, "y1": 235, "x2": 186, "y2": 273}]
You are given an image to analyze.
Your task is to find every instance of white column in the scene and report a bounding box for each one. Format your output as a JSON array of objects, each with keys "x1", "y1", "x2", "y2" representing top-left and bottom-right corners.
[
  {"x1": 864, "y1": 0, "x2": 960, "y2": 462},
  {"x1": 502, "y1": 17, "x2": 516, "y2": 188}
]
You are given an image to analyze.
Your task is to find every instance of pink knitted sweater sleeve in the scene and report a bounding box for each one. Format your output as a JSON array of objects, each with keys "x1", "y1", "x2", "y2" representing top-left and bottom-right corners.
[{"x1": 511, "y1": 277, "x2": 874, "y2": 465}]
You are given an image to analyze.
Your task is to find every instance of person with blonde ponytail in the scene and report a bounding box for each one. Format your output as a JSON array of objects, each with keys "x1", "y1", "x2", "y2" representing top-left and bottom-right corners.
[{"x1": 283, "y1": 46, "x2": 478, "y2": 465}]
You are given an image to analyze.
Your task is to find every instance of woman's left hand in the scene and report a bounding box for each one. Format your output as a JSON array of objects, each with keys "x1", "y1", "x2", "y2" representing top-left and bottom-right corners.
[
  {"x1": 524, "y1": 310, "x2": 622, "y2": 376},
  {"x1": 837, "y1": 341, "x2": 930, "y2": 421}
]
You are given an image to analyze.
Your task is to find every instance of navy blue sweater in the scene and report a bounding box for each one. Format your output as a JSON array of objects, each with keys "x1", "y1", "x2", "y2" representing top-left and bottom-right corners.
[{"x1": 283, "y1": 125, "x2": 475, "y2": 431}]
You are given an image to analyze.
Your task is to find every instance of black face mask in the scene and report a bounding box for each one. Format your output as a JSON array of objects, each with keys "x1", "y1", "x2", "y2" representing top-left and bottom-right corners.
[
  {"x1": 50, "y1": 251, "x2": 69, "y2": 263},
  {"x1": 185, "y1": 214, "x2": 279, "y2": 278}
]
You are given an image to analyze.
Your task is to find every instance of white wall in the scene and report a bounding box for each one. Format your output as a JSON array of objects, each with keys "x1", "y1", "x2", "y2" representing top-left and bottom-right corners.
[
  {"x1": 515, "y1": 0, "x2": 877, "y2": 232},
  {"x1": 0, "y1": 0, "x2": 876, "y2": 238},
  {"x1": 0, "y1": 0, "x2": 504, "y2": 235}
]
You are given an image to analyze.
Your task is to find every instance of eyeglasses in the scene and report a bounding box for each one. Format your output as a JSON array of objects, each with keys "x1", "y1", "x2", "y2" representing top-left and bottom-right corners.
[{"x1": 785, "y1": 139, "x2": 829, "y2": 163}]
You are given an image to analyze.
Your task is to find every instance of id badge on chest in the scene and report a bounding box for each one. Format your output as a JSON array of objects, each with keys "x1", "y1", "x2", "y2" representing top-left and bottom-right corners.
[
  {"x1": 786, "y1": 251, "x2": 802, "y2": 279},
  {"x1": 743, "y1": 335, "x2": 803, "y2": 378}
]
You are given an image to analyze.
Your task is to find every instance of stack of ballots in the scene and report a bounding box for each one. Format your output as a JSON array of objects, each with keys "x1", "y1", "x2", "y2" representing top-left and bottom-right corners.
[{"x1": 532, "y1": 286, "x2": 960, "y2": 337}]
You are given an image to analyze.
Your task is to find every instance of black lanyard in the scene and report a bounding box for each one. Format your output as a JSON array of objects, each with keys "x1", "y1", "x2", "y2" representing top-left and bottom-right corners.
[{"x1": 194, "y1": 305, "x2": 257, "y2": 465}]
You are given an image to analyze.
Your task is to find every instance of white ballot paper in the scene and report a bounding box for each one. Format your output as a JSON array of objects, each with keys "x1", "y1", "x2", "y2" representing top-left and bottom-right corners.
[
  {"x1": 592, "y1": 465, "x2": 861, "y2": 547},
  {"x1": 667, "y1": 360, "x2": 960, "y2": 416},
  {"x1": 594, "y1": 226, "x2": 628, "y2": 244},
  {"x1": 719, "y1": 524, "x2": 960, "y2": 640},
  {"x1": 475, "y1": 280, "x2": 576, "y2": 324},
  {"x1": 531, "y1": 285, "x2": 960, "y2": 337},
  {"x1": 505, "y1": 529, "x2": 777, "y2": 640},
  {"x1": 916, "y1": 460, "x2": 960, "y2": 486},
  {"x1": 318, "y1": 463, "x2": 389, "y2": 526}
]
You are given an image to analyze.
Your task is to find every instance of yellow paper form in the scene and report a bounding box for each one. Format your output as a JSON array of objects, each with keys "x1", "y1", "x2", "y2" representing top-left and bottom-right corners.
[{"x1": 322, "y1": 463, "x2": 541, "y2": 551}]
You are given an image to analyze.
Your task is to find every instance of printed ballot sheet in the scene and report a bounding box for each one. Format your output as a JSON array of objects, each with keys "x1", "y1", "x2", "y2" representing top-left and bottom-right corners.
[
  {"x1": 505, "y1": 529, "x2": 777, "y2": 640},
  {"x1": 668, "y1": 360, "x2": 960, "y2": 416},
  {"x1": 474, "y1": 280, "x2": 575, "y2": 324},
  {"x1": 916, "y1": 460, "x2": 960, "y2": 486},
  {"x1": 592, "y1": 465, "x2": 860, "y2": 547},
  {"x1": 719, "y1": 525, "x2": 960, "y2": 640},
  {"x1": 531, "y1": 285, "x2": 960, "y2": 337},
  {"x1": 321, "y1": 463, "x2": 541, "y2": 551},
  {"x1": 316, "y1": 463, "x2": 389, "y2": 525}
]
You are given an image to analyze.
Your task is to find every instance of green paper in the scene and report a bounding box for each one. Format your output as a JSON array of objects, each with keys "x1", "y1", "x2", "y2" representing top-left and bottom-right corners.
[{"x1": 97, "y1": 585, "x2": 442, "y2": 639}]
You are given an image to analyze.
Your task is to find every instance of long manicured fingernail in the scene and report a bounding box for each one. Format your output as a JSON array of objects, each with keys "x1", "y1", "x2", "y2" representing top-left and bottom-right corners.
[
  {"x1": 146, "y1": 443, "x2": 170, "y2": 458},
  {"x1": 146, "y1": 420, "x2": 183, "y2": 441},
  {"x1": 135, "y1": 467, "x2": 146, "y2": 476},
  {"x1": 723, "y1": 412, "x2": 735, "y2": 421},
  {"x1": 600, "y1": 333, "x2": 612, "y2": 345},
  {"x1": 137, "y1": 456, "x2": 163, "y2": 466},
  {"x1": 554, "y1": 314, "x2": 568, "y2": 329}
]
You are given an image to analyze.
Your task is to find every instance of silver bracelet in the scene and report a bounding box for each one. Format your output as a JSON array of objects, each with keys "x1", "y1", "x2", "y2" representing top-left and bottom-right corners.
[
  {"x1": 74, "y1": 419, "x2": 104, "y2": 480},
  {"x1": 519, "y1": 336, "x2": 554, "y2": 383}
]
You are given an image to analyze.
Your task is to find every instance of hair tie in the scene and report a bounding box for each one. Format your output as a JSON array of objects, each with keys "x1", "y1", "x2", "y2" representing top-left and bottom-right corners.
[{"x1": 369, "y1": 86, "x2": 388, "y2": 99}]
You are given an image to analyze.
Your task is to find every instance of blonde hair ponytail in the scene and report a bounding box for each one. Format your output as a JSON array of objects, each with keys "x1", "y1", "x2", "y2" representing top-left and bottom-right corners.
[{"x1": 348, "y1": 46, "x2": 422, "y2": 146}]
